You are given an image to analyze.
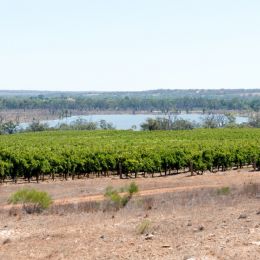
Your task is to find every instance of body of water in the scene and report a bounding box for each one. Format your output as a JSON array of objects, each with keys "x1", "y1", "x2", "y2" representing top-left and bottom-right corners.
[{"x1": 19, "y1": 113, "x2": 249, "y2": 130}]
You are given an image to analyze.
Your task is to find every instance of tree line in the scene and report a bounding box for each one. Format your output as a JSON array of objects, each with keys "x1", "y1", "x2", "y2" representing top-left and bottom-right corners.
[
  {"x1": 0, "y1": 118, "x2": 115, "y2": 135},
  {"x1": 140, "y1": 113, "x2": 241, "y2": 130},
  {"x1": 0, "y1": 95, "x2": 260, "y2": 112}
]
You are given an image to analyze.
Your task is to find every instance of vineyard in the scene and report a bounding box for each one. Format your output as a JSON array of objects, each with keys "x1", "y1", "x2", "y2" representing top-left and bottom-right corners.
[{"x1": 0, "y1": 129, "x2": 260, "y2": 183}]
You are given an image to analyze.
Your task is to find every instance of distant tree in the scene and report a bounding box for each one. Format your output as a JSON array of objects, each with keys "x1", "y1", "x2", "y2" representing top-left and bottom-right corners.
[
  {"x1": 27, "y1": 119, "x2": 49, "y2": 132},
  {"x1": 71, "y1": 119, "x2": 98, "y2": 130},
  {"x1": 0, "y1": 121, "x2": 18, "y2": 134},
  {"x1": 140, "y1": 117, "x2": 195, "y2": 131},
  {"x1": 99, "y1": 120, "x2": 115, "y2": 130},
  {"x1": 140, "y1": 118, "x2": 161, "y2": 131},
  {"x1": 224, "y1": 112, "x2": 236, "y2": 124},
  {"x1": 202, "y1": 113, "x2": 242, "y2": 128},
  {"x1": 202, "y1": 114, "x2": 223, "y2": 128},
  {"x1": 248, "y1": 113, "x2": 260, "y2": 128},
  {"x1": 171, "y1": 118, "x2": 195, "y2": 130},
  {"x1": 223, "y1": 112, "x2": 239, "y2": 128}
]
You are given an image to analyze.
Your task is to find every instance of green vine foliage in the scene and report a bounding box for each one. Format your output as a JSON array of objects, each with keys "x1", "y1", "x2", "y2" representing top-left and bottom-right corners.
[{"x1": 0, "y1": 129, "x2": 259, "y2": 182}]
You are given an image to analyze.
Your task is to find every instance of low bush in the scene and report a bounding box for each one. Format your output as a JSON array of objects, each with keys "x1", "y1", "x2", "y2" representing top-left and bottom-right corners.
[
  {"x1": 104, "y1": 186, "x2": 123, "y2": 209},
  {"x1": 137, "y1": 219, "x2": 151, "y2": 234},
  {"x1": 8, "y1": 188, "x2": 52, "y2": 213},
  {"x1": 104, "y1": 182, "x2": 139, "y2": 210},
  {"x1": 217, "y1": 186, "x2": 230, "y2": 196},
  {"x1": 128, "y1": 182, "x2": 139, "y2": 195}
]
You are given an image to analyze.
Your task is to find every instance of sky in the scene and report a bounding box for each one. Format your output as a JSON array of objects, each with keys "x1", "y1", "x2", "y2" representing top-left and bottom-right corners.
[{"x1": 0, "y1": 0, "x2": 260, "y2": 92}]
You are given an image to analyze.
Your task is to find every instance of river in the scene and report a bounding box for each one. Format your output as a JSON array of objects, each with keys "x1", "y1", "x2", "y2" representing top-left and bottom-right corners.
[{"x1": 19, "y1": 113, "x2": 249, "y2": 130}]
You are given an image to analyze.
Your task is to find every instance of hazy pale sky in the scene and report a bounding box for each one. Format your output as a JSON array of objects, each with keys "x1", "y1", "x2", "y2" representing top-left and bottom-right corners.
[{"x1": 0, "y1": 0, "x2": 259, "y2": 91}]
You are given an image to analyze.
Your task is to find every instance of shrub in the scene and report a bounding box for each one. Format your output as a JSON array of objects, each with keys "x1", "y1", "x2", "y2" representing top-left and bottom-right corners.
[
  {"x1": 104, "y1": 186, "x2": 116, "y2": 197},
  {"x1": 105, "y1": 186, "x2": 122, "y2": 204},
  {"x1": 109, "y1": 192, "x2": 122, "y2": 206},
  {"x1": 137, "y1": 219, "x2": 151, "y2": 234},
  {"x1": 104, "y1": 186, "x2": 122, "y2": 209},
  {"x1": 104, "y1": 182, "x2": 139, "y2": 210},
  {"x1": 217, "y1": 186, "x2": 230, "y2": 196},
  {"x1": 121, "y1": 195, "x2": 131, "y2": 207},
  {"x1": 8, "y1": 188, "x2": 52, "y2": 213},
  {"x1": 128, "y1": 182, "x2": 139, "y2": 195}
]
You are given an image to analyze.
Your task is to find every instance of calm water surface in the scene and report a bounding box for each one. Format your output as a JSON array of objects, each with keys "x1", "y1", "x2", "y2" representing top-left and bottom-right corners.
[{"x1": 19, "y1": 113, "x2": 249, "y2": 130}]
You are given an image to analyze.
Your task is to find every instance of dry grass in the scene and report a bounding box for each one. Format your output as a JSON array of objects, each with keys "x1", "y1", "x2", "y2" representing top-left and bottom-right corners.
[
  {"x1": 6, "y1": 182, "x2": 258, "y2": 217},
  {"x1": 136, "y1": 219, "x2": 151, "y2": 234},
  {"x1": 1, "y1": 186, "x2": 260, "y2": 260},
  {"x1": 1, "y1": 169, "x2": 259, "y2": 206}
]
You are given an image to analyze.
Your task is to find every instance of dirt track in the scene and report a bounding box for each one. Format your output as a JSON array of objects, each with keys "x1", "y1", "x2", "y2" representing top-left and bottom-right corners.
[
  {"x1": 1, "y1": 184, "x2": 223, "y2": 211},
  {"x1": 0, "y1": 168, "x2": 259, "y2": 207}
]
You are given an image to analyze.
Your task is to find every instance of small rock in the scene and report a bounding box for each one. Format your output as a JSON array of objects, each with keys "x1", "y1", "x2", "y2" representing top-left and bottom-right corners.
[
  {"x1": 198, "y1": 225, "x2": 204, "y2": 231},
  {"x1": 256, "y1": 211, "x2": 260, "y2": 215},
  {"x1": 2, "y1": 238, "x2": 11, "y2": 245},
  {"x1": 187, "y1": 222, "x2": 192, "y2": 226},
  {"x1": 183, "y1": 256, "x2": 196, "y2": 260},
  {"x1": 100, "y1": 235, "x2": 105, "y2": 239},
  {"x1": 145, "y1": 234, "x2": 154, "y2": 240},
  {"x1": 193, "y1": 225, "x2": 204, "y2": 232},
  {"x1": 161, "y1": 245, "x2": 171, "y2": 248},
  {"x1": 238, "y1": 214, "x2": 247, "y2": 219},
  {"x1": 251, "y1": 241, "x2": 260, "y2": 246}
]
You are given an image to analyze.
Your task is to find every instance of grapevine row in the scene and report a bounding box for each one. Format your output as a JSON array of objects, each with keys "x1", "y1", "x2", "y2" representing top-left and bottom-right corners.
[{"x1": 0, "y1": 129, "x2": 259, "y2": 183}]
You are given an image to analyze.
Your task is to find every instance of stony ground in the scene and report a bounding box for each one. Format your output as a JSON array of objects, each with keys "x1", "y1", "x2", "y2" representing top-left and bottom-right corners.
[{"x1": 0, "y1": 170, "x2": 259, "y2": 260}]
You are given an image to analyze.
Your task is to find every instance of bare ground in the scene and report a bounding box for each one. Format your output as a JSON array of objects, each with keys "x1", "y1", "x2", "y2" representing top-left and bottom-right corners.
[
  {"x1": 0, "y1": 170, "x2": 260, "y2": 260},
  {"x1": 0, "y1": 168, "x2": 259, "y2": 206}
]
